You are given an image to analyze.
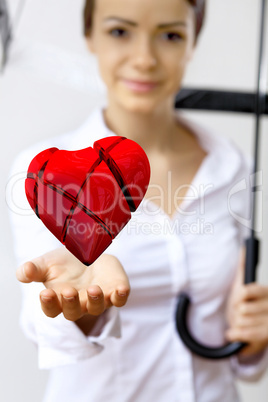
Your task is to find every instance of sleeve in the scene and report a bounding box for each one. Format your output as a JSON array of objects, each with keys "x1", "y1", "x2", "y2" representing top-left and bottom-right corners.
[
  {"x1": 230, "y1": 349, "x2": 268, "y2": 382},
  {"x1": 8, "y1": 147, "x2": 121, "y2": 370}
]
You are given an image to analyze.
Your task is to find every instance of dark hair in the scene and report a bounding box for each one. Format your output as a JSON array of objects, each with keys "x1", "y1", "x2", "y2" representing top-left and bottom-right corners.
[{"x1": 83, "y1": 0, "x2": 205, "y2": 38}]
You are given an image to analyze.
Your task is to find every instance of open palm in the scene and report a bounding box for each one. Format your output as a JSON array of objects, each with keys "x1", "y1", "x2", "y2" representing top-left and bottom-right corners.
[{"x1": 16, "y1": 247, "x2": 130, "y2": 322}]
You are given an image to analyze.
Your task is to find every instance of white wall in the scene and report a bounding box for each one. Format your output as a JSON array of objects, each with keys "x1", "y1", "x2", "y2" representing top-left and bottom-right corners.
[{"x1": 1, "y1": 0, "x2": 267, "y2": 401}]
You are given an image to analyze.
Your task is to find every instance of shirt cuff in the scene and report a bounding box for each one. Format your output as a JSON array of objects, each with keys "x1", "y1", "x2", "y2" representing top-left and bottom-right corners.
[
  {"x1": 230, "y1": 347, "x2": 268, "y2": 381},
  {"x1": 36, "y1": 307, "x2": 121, "y2": 370}
]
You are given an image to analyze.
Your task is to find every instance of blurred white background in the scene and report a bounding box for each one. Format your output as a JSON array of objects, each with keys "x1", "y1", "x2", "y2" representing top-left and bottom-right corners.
[{"x1": 1, "y1": 0, "x2": 267, "y2": 400}]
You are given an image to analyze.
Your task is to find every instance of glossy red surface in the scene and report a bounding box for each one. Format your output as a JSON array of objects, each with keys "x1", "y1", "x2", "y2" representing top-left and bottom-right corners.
[
  {"x1": 37, "y1": 181, "x2": 74, "y2": 242},
  {"x1": 27, "y1": 147, "x2": 58, "y2": 181},
  {"x1": 64, "y1": 209, "x2": 113, "y2": 265},
  {"x1": 78, "y1": 160, "x2": 131, "y2": 237},
  {"x1": 43, "y1": 147, "x2": 100, "y2": 199},
  {"x1": 25, "y1": 136, "x2": 150, "y2": 265},
  {"x1": 94, "y1": 137, "x2": 151, "y2": 211},
  {"x1": 25, "y1": 177, "x2": 36, "y2": 212}
]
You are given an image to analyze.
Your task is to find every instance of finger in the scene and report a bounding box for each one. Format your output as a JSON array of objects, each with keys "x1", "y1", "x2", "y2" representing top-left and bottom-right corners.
[
  {"x1": 226, "y1": 325, "x2": 268, "y2": 344},
  {"x1": 225, "y1": 327, "x2": 250, "y2": 343},
  {"x1": 86, "y1": 286, "x2": 105, "y2": 316},
  {"x1": 233, "y1": 313, "x2": 268, "y2": 329},
  {"x1": 238, "y1": 299, "x2": 268, "y2": 316},
  {"x1": 16, "y1": 258, "x2": 49, "y2": 284},
  {"x1": 61, "y1": 288, "x2": 82, "y2": 321},
  {"x1": 110, "y1": 285, "x2": 130, "y2": 308},
  {"x1": 237, "y1": 246, "x2": 246, "y2": 274},
  {"x1": 238, "y1": 284, "x2": 268, "y2": 303},
  {"x1": 40, "y1": 288, "x2": 62, "y2": 318}
]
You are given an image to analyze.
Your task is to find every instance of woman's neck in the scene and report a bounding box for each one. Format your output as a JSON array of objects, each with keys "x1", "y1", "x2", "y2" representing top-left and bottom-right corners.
[{"x1": 103, "y1": 98, "x2": 179, "y2": 155}]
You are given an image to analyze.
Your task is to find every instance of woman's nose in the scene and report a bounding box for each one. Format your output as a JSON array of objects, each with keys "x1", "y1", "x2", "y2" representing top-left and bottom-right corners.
[{"x1": 132, "y1": 37, "x2": 157, "y2": 70}]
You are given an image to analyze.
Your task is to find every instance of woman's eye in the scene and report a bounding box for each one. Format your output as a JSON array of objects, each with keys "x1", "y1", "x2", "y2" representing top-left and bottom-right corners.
[
  {"x1": 162, "y1": 32, "x2": 183, "y2": 42},
  {"x1": 109, "y1": 28, "x2": 128, "y2": 38}
]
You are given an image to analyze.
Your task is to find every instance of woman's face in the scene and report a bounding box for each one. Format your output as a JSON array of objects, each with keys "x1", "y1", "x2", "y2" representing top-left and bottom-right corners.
[{"x1": 87, "y1": 0, "x2": 196, "y2": 114}]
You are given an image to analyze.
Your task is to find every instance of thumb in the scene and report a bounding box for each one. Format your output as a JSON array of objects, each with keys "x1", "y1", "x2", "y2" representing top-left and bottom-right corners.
[
  {"x1": 16, "y1": 258, "x2": 48, "y2": 284},
  {"x1": 238, "y1": 246, "x2": 246, "y2": 273}
]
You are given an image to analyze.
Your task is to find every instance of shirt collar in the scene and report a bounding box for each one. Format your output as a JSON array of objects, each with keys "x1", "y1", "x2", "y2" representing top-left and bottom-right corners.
[
  {"x1": 73, "y1": 107, "x2": 244, "y2": 200},
  {"x1": 175, "y1": 113, "x2": 244, "y2": 196}
]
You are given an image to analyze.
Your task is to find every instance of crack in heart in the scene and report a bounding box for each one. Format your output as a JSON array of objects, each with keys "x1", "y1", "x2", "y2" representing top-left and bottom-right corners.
[{"x1": 25, "y1": 136, "x2": 150, "y2": 265}]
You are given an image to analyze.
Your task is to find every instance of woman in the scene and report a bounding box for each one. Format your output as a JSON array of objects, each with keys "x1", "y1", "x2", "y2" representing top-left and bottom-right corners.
[{"x1": 11, "y1": 0, "x2": 268, "y2": 401}]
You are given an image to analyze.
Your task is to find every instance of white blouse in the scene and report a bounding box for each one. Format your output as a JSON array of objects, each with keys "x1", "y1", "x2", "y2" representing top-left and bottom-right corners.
[{"x1": 8, "y1": 107, "x2": 268, "y2": 402}]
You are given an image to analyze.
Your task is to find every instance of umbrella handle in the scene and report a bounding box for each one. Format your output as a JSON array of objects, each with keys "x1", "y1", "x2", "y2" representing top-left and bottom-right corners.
[
  {"x1": 175, "y1": 293, "x2": 246, "y2": 360},
  {"x1": 175, "y1": 231, "x2": 260, "y2": 360}
]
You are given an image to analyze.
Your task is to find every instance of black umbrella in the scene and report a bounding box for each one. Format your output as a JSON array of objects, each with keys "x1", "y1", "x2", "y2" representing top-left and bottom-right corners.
[{"x1": 175, "y1": 0, "x2": 267, "y2": 359}]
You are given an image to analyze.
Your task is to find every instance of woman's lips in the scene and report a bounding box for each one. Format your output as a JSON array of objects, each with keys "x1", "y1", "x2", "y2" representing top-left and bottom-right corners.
[{"x1": 122, "y1": 79, "x2": 159, "y2": 93}]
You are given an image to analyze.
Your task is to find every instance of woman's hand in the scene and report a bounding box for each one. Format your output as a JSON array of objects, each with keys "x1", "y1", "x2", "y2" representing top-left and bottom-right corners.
[
  {"x1": 16, "y1": 248, "x2": 130, "y2": 322},
  {"x1": 226, "y1": 248, "x2": 268, "y2": 357}
]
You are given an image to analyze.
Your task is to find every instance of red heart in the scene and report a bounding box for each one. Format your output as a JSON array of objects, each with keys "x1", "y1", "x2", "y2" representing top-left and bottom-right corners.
[{"x1": 25, "y1": 136, "x2": 150, "y2": 265}]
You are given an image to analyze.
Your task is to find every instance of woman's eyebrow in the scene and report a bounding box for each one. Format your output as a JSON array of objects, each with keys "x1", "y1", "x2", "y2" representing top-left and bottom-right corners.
[
  {"x1": 158, "y1": 21, "x2": 187, "y2": 29},
  {"x1": 103, "y1": 17, "x2": 187, "y2": 29},
  {"x1": 103, "y1": 17, "x2": 137, "y2": 26}
]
